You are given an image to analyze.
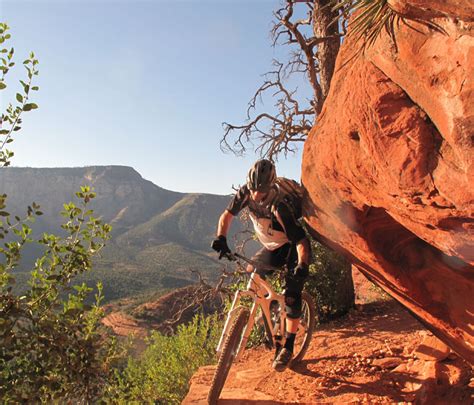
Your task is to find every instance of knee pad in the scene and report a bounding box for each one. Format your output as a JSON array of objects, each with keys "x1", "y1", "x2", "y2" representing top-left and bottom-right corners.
[
  {"x1": 285, "y1": 275, "x2": 306, "y2": 295},
  {"x1": 285, "y1": 295, "x2": 297, "y2": 306},
  {"x1": 284, "y1": 292, "x2": 302, "y2": 319}
]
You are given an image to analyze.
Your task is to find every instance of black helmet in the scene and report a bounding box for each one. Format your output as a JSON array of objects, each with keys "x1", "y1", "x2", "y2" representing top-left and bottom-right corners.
[{"x1": 246, "y1": 159, "x2": 276, "y2": 192}]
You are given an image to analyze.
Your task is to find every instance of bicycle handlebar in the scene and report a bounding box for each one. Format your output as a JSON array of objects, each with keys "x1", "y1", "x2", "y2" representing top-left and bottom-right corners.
[{"x1": 222, "y1": 251, "x2": 283, "y2": 273}]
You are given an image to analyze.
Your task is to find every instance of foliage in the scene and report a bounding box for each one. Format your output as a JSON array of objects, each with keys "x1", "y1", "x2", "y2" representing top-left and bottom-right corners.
[
  {"x1": 331, "y1": 0, "x2": 400, "y2": 51},
  {"x1": 0, "y1": 187, "x2": 118, "y2": 402},
  {"x1": 105, "y1": 313, "x2": 222, "y2": 404},
  {"x1": 0, "y1": 23, "x2": 39, "y2": 168},
  {"x1": 0, "y1": 22, "x2": 220, "y2": 404},
  {"x1": 305, "y1": 240, "x2": 355, "y2": 322}
]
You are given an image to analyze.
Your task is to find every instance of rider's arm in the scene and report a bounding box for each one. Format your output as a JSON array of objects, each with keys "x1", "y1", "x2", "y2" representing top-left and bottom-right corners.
[
  {"x1": 276, "y1": 202, "x2": 311, "y2": 265},
  {"x1": 217, "y1": 209, "x2": 234, "y2": 237},
  {"x1": 296, "y1": 237, "x2": 311, "y2": 265},
  {"x1": 218, "y1": 185, "x2": 250, "y2": 237}
]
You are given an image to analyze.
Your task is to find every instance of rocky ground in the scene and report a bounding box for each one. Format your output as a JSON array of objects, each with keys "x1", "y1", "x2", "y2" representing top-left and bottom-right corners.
[{"x1": 183, "y1": 298, "x2": 473, "y2": 404}]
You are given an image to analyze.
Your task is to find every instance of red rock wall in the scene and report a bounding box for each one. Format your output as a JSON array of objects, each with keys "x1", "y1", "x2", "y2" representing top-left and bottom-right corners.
[{"x1": 302, "y1": 5, "x2": 473, "y2": 363}]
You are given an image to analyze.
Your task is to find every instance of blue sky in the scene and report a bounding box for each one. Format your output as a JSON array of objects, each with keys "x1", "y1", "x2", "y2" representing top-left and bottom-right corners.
[{"x1": 1, "y1": 0, "x2": 309, "y2": 195}]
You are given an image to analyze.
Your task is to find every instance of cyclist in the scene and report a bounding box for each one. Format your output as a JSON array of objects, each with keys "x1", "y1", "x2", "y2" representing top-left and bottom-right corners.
[{"x1": 211, "y1": 159, "x2": 311, "y2": 371}]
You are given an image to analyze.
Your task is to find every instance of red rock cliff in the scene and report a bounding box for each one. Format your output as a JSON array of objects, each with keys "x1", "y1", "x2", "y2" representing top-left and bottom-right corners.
[{"x1": 302, "y1": 1, "x2": 473, "y2": 363}]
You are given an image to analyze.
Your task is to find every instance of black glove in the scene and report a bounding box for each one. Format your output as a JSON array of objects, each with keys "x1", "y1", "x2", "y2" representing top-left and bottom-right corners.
[
  {"x1": 285, "y1": 263, "x2": 309, "y2": 297},
  {"x1": 293, "y1": 262, "x2": 309, "y2": 279},
  {"x1": 211, "y1": 235, "x2": 231, "y2": 259}
]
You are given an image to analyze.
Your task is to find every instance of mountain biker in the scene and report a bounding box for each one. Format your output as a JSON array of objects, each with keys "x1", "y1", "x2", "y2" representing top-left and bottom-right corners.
[{"x1": 211, "y1": 159, "x2": 311, "y2": 372}]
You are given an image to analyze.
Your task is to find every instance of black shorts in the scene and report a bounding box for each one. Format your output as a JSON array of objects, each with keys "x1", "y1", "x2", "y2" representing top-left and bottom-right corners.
[
  {"x1": 251, "y1": 243, "x2": 297, "y2": 276},
  {"x1": 251, "y1": 243, "x2": 304, "y2": 319}
]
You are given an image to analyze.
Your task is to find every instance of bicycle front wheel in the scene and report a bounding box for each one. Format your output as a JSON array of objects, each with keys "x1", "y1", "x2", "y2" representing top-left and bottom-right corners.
[
  {"x1": 208, "y1": 307, "x2": 250, "y2": 405},
  {"x1": 292, "y1": 291, "x2": 316, "y2": 364}
]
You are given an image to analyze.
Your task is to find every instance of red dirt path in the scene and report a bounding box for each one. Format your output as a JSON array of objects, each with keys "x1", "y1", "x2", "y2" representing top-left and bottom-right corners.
[{"x1": 183, "y1": 300, "x2": 473, "y2": 404}]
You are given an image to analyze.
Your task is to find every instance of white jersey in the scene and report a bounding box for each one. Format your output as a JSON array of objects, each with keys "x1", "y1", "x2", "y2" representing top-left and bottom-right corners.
[
  {"x1": 227, "y1": 179, "x2": 305, "y2": 251},
  {"x1": 249, "y1": 212, "x2": 289, "y2": 250}
]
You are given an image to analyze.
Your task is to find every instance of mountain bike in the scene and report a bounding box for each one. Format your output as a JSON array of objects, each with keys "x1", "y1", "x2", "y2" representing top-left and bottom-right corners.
[{"x1": 207, "y1": 252, "x2": 316, "y2": 404}]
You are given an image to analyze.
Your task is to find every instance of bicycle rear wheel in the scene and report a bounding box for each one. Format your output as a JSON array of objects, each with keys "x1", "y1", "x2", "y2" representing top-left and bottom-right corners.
[
  {"x1": 292, "y1": 291, "x2": 316, "y2": 364},
  {"x1": 208, "y1": 307, "x2": 250, "y2": 405}
]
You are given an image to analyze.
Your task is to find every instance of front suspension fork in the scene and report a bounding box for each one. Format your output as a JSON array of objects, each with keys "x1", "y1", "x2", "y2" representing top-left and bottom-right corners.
[{"x1": 216, "y1": 290, "x2": 242, "y2": 355}]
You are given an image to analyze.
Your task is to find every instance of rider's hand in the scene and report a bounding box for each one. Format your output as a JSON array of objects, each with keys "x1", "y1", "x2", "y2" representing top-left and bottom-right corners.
[
  {"x1": 285, "y1": 263, "x2": 309, "y2": 298},
  {"x1": 211, "y1": 235, "x2": 231, "y2": 259},
  {"x1": 293, "y1": 262, "x2": 309, "y2": 279}
]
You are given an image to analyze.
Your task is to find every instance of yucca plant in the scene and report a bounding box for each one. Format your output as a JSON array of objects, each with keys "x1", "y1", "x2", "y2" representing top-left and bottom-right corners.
[
  {"x1": 331, "y1": 0, "x2": 400, "y2": 51},
  {"x1": 331, "y1": 0, "x2": 445, "y2": 54}
]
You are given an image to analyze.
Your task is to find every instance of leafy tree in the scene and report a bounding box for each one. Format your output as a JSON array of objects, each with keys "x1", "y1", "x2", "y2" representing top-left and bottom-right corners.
[{"x1": 0, "y1": 24, "x2": 118, "y2": 402}]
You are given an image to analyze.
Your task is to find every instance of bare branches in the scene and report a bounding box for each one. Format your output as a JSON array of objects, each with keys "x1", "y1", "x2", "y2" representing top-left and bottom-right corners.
[
  {"x1": 221, "y1": 60, "x2": 313, "y2": 158},
  {"x1": 159, "y1": 276, "x2": 220, "y2": 334},
  {"x1": 221, "y1": 1, "x2": 343, "y2": 161},
  {"x1": 272, "y1": 1, "x2": 323, "y2": 110},
  {"x1": 158, "y1": 261, "x2": 248, "y2": 334}
]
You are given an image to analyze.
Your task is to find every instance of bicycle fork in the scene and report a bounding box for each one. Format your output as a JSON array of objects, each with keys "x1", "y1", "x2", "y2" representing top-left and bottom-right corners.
[{"x1": 216, "y1": 278, "x2": 258, "y2": 361}]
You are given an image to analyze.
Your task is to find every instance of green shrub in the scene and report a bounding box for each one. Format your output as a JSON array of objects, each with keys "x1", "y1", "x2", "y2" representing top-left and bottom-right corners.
[
  {"x1": 305, "y1": 240, "x2": 355, "y2": 322},
  {"x1": 105, "y1": 313, "x2": 222, "y2": 404},
  {"x1": 0, "y1": 188, "x2": 118, "y2": 402}
]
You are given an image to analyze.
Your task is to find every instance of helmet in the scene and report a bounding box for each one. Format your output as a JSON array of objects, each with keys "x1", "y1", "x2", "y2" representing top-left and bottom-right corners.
[{"x1": 246, "y1": 159, "x2": 276, "y2": 192}]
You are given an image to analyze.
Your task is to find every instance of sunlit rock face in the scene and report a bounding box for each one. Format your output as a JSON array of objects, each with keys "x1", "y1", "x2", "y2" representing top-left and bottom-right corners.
[{"x1": 302, "y1": 1, "x2": 473, "y2": 363}]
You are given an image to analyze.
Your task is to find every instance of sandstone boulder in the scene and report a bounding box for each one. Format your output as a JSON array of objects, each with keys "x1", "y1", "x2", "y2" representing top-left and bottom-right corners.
[{"x1": 302, "y1": 3, "x2": 473, "y2": 363}]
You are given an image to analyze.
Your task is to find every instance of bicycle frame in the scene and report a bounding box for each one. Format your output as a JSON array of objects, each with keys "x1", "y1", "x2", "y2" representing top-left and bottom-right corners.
[{"x1": 216, "y1": 269, "x2": 287, "y2": 362}]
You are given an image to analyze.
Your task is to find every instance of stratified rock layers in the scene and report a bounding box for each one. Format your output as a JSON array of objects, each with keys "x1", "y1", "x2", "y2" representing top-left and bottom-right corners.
[{"x1": 302, "y1": 8, "x2": 473, "y2": 362}]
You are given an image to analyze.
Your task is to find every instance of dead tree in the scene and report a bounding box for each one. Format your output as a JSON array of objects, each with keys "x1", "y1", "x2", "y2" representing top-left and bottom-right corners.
[{"x1": 222, "y1": 0, "x2": 345, "y2": 160}]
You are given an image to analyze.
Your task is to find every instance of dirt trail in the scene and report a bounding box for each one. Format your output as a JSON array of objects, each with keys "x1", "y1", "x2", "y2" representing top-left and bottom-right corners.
[
  {"x1": 183, "y1": 300, "x2": 473, "y2": 404},
  {"x1": 101, "y1": 311, "x2": 148, "y2": 338}
]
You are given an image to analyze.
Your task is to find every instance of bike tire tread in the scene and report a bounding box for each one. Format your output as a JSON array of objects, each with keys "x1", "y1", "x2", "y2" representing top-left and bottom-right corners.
[{"x1": 207, "y1": 307, "x2": 250, "y2": 405}]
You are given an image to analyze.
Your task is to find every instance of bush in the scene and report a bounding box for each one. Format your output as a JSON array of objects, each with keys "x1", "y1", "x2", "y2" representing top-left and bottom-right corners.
[
  {"x1": 105, "y1": 313, "x2": 222, "y2": 404},
  {"x1": 0, "y1": 188, "x2": 118, "y2": 402},
  {"x1": 305, "y1": 240, "x2": 355, "y2": 322}
]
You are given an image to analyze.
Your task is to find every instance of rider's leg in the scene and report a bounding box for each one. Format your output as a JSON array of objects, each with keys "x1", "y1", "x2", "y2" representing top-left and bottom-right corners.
[
  {"x1": 273, "y1": 283, "x2": 305, "y2": 371},
  {"x1": 282, "y1": 242, "x2": 308, "y2": 352},
  {"x1": 286, "y1": 317, "x2": 299, "y2": 334},
  {"x1": 284, "y1": 242, "x2": 304, "y2": 337},
  {"x1": 283, "y1": 292, "x2": 303, "y2": 351},
  {"x1": 250, "y1": 247, "x2": 276, "y2": 277},
  {"x1": 274, "y1": 306, "x2": 300, "y2": 371}
]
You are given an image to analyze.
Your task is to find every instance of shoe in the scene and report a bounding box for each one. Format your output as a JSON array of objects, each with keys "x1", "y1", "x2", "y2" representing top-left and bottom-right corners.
[{"x1": 272, "y1": 348, "x2": 293, "y2": 372}]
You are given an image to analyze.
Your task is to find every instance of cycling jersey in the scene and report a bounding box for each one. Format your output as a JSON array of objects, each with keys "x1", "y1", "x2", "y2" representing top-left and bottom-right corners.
[{"x1": 226, "y1": 181, "x2": 305, "y2": 251}]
